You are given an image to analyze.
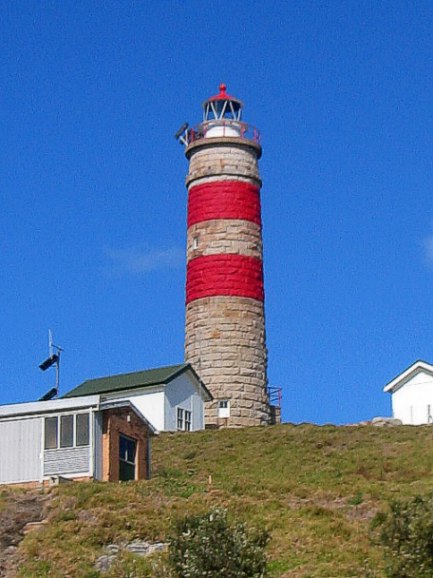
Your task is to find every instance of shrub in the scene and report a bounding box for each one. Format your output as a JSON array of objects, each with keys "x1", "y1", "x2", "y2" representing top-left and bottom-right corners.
[
  {"x1": 374, "y1": 494, "x2": 433, "y2": 577},
  {"x1": 167, "y1": 508, "x2": 269, "y2": 578}
]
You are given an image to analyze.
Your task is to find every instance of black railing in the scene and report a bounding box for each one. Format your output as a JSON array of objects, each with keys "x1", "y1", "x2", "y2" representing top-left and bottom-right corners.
[
  {"x1": 267, "y1": 386, "x2": 282, "y2": 407},
  {"x1": 178, "y1": 119, "x2": 261, "y2": 147}
]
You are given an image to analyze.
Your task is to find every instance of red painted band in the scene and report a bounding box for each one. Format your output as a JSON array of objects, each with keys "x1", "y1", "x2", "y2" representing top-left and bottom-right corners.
[
  {"x1": 187, "y1": 181, "x2": 261, "y2": 228},
  {"x1": 186, "y1": 254, "x2": 264, "y2": 303}
]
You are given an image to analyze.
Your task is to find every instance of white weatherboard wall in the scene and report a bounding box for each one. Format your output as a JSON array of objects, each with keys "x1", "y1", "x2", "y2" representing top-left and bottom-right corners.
[
  {"x1": 165, "y1": 373, "x2": 205, "y2": 431},
  {"x1": 0, "y1": 417, "x2": 42, "y2": 484},
  {"x1": 0, "y1": 396, "x2": 100, "y2": 484},
  {"x1": 392, "y1": 370, "x2": 433, "y2": 425},
  {"x1": 103, "y1": 388, "x2": 165, "y2": 431},
  {"x1": 103, "y1": 379, "x2": 205, "y2": 432},
  {"x1": 44, "y1": 446, "x2": 91, "y2": 477}
]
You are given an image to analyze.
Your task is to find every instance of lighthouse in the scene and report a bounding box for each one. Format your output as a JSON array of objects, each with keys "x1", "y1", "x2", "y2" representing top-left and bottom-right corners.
[{"x1": 179, "y1": 84, "x2": 272, "y2": 427}]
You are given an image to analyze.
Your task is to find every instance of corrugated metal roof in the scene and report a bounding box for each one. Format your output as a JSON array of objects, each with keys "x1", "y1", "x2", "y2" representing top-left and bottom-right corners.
[{"x1": 63, "y1": 363, "x2": 190, "y2": 398}]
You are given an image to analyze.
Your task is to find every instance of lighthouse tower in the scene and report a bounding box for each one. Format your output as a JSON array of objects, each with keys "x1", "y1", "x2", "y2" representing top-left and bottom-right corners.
[{"x1": 180, "y1": 84, "x2": 271, "y2": 428}]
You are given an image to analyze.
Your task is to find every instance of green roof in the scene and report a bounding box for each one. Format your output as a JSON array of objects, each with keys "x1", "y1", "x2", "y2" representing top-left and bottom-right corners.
[{"x1": 63, "y1": 363, "x2": 191, "y2": 398}]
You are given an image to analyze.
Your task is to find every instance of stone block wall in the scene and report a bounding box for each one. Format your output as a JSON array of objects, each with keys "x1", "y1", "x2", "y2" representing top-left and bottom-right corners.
[
  {"x1": 186, "y1": 139, "x2": 262, "y2": 187},
  {"x1": 184, "y1": 136, "x2": 271, "y2": 427}
]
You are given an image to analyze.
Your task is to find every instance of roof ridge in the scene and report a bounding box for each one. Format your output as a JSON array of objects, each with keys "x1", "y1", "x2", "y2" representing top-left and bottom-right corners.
[
  {"x1": 82, "y1": 362, "x2": 187, "y2": 384},
  {"x1": 62, "y1": 363, "x2": 190, "y2": 398},
  {"x1": 384, "y1": 359, "x2": 433, "y2": 393}
]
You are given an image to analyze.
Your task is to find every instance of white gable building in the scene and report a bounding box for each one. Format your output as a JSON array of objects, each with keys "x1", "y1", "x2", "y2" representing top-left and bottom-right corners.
[
  {"x1": 0, "y1": 363, "x2": 212, "y2": 486},
  {"x1": 64, "y1": 363, "x2": 212, "y2": 432},
  {"x1": 0, "y1": 396, "x2": 157, "y2": 485},
  {"x1": 384, "y1": 360, "x2": 433, "y2": 425}
]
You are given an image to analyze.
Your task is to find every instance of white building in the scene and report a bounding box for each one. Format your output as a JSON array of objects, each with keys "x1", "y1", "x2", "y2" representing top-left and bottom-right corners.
[
  {"x1": 63, "y1": 363, "x2": 212, "y2": 432},
  {"x1": 0, "y1": 395, "x2": 156, "y2": 485},
  {"x1": 0, "y1": 363, "x2": 211, "y2": 486},
  {"x1": 383, "y1": 360, "x2": 433, "y2": 425}
]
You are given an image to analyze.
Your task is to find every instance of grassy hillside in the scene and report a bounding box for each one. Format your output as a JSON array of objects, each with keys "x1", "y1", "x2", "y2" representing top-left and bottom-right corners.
[{"x1": 9, "y1": 424, "x2": 433, "y2": 577}]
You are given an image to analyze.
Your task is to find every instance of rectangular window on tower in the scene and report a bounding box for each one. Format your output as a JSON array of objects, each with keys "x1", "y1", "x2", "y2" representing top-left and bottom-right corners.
[{"x1": 218, "y1": 400, "x2": 230, "y2": 419}]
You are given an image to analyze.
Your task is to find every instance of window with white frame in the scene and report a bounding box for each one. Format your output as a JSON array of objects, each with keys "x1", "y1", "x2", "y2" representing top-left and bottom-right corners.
[
  {"x1": 60, "y1": 415, "x2": 74, "y2": 447},
  {"x1": 218, "y1": 400, "x2": 230, "y2": 419},
  {"x1": 44, "y1": 413, "x2": 90, "y2": 450},
  {"x1": 185, "y1": 410, "x2": 192, "y2": 431},
  {"x1": 177, "y1": 408, "x2": 184, "y2": 430},
  {"x1": 177, "y1": 408, "x2": 192, "y2": 431}
]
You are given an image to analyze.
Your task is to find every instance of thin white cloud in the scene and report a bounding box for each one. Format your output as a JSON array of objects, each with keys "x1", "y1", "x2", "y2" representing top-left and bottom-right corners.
[
  {"x1": 422, "y1": 234, "x2": 433, "y2": 268},
  {"x1": 104, "y1": 245, "x2": 184, "y2": 276}
]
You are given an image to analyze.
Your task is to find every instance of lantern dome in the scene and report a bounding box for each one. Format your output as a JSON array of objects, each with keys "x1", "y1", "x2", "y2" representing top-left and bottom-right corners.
[
  {"x1": 202, "y1": 84, "x2": 243, "y2": 137},
  {"x1": 175, "y1": 84, "x2": 260, "y2": 148}
]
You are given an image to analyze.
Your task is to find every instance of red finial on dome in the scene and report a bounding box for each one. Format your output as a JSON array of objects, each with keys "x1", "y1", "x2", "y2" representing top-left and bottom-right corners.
[{"x1": 206, "y1": 84, "x2": 242, "y2": 104}]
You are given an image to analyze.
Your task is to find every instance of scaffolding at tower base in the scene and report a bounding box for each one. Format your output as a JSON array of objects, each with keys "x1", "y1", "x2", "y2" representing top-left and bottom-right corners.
[
  {"x1": 267, "y1": 386, "x2": 282, "y2": 408},
  {"x1": 267, "y1": 386, "x2": 282, "y2": 425}
]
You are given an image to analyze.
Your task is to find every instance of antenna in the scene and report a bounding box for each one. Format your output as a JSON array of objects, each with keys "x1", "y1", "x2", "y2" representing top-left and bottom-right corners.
[
  {"x1": 48, "y1": 329, "x2": 54, "y2": 358},
  {"x1": 38, "y1": 330, "x2": 64, "y2": 401},
  {"x1": 174, "y1": 122, "x2": 189, "y2": 146}
]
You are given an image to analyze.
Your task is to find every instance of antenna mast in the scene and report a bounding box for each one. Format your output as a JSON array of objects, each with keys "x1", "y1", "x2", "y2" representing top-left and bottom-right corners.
[{"x1": 38, "y1": 330, "x2": 64, "y2": 401}]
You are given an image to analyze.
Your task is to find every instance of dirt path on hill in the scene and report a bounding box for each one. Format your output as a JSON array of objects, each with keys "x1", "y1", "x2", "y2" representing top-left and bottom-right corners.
[{"x1": 0, "y1": 489, "x2": 50, "y2": 577}]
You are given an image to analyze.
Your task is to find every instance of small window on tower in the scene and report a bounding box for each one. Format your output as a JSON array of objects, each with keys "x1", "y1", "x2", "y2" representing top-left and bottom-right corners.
[
  {"x1": 192, "y1": 236, "x2": 199, "y2": 250},
  {"x1": 218, "y1": 400, "x2": 230, "y2": 419}
]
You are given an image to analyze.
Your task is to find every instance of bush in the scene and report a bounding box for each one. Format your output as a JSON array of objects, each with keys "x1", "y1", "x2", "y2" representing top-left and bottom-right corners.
[
  {"x1": 167, "y1": 508, "x2": 269, "y2": 578},
  {"x1": 374, "y1": 494, "x2": 433, "y2": 577}
]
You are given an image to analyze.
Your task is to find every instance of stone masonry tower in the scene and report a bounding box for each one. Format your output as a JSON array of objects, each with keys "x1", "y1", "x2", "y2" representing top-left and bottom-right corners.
[{"x1": 180, "y1": 84, "x2": 271, "y2": 428}]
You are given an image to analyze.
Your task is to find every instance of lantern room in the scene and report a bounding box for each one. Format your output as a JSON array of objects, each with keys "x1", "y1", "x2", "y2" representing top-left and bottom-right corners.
[
  {"x1": 175, "y1": 84, "x2": 260, "y2": 147},
  {"x1": 203, "y1": 84, "x2": 242, "y2": 121},
  {"x1": 202, "y1": 84, "x2": 243, "y2": 138}
]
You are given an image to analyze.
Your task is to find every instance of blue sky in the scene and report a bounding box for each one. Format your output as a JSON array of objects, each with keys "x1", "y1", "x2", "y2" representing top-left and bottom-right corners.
[{"x1": 2, "y1": 1, "x2": 433, "y2": 424}]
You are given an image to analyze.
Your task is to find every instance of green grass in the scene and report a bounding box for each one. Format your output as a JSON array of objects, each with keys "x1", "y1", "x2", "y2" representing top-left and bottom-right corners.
[{"x1": 13, "y1": 424, "x2": 433, "y2": 577}]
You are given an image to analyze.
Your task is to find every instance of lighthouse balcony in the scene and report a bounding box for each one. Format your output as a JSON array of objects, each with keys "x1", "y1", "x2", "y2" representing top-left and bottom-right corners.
[{"x1": 182, "y1": 120, "x2": 260, "y2": 147}]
